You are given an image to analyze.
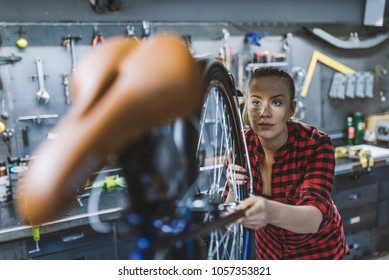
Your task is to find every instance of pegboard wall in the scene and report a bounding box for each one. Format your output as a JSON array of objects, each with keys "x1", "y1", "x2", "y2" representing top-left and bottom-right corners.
[
  {"x1": 0, "y1": 22, "x2": 290, "y2": 163},
  {"x1": 0, "y1": 22, "x2": 149, "y2": 163},
  {"x1": 1, "y1": 21, "x2": 389, "y2": 167}
]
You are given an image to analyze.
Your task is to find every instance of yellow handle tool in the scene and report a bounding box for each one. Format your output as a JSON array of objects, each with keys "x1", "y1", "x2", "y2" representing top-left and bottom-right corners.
[{"x1": 301, "y1": 50, "x2": 355, "y2": 98}]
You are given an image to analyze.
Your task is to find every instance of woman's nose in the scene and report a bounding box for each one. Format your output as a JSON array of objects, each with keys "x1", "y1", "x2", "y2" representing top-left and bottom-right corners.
[{"x1": 259, "y1": 103, "x2": 271, "y2": 117}]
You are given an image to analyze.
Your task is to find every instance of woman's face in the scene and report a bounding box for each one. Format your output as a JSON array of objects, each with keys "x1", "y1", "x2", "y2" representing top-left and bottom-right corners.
[{"x1": 247, "y1": 76, "x2": 295, "y2": 144}]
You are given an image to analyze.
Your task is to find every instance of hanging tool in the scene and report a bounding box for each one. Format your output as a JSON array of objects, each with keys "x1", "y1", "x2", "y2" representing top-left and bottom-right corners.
[
  {"x1": 21, "y1": 127, "x2": 29, "y2": 148},
  {"x1": 329, "y1": 71, "x2": 374, "y2": 100},
  {"x1": 244, "y1": 32, "x2": 267, "y2": 47},
  {"x1": 126, "y1": 25, "x2": 139, "y2": 41},
  {"x1": 92, "y1": 26, "x2": 106, "y2": 48},
  {"x1": 2, "y1": 128, "x2": 13, "y2": 155},
  {"x1": 62, "y1": 35, "x2": 82, "y2": 73},
  {"x1": 375, "y1": 65, "x2": 387, "y2": 102},
  {"x1": 29, "y1": 225, "x2": 41, "y2": 254},
  {"x1": 34, "y1": 57, "x2": 50, "y2": 104},
  {"x1": 62, "y1": 73, "x2": 71, "y2": 105},
  {"x1": 15, "y1": 27, "x2": 28, "y2": 49},
  {"x1": 217, "y1": 28, "x2": 233, "y2": 71},
  {"x1": 0, "y1": 52, "x2": 22, "y2": 66},
  {"x1": 1, "y1": 99, "x2": 8, "y2": 120},
  {"x1": 89, "y1": 0, "x2": 123, "y2": 13},
  {"x1": 90, "y1": 0, "x2": 104, "y2": 13},
  {"x1": 304, "y1": 27, "x2": 389, "y2": 49},
  {"x1": 142, "y1": 20, "x2": 150, "y2": 39},
  {"x1": 291, "y1": 67, "x2": 306, "y2": 121},
  {"x1": 18, "y1": 114, "x2": 59, "y2": 125},
  {"x1": 300, "y1": 50, "x2": 355, "y2": 98}
]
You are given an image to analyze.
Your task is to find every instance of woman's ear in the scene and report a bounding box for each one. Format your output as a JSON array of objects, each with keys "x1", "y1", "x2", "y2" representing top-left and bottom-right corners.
[
  {"x1": 289, "y1": 100, "x2": 297, "y2": 117},
  {"x1": 242, "y1": 103, "x2": 250, "y2": 127}
]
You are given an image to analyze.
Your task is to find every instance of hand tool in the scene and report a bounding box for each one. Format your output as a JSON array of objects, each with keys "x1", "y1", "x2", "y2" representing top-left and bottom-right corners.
[
  {"x1": 22, "y1": 127, "x2": 29, "y2": 147},
  {"x1": 106, "y1": 0, "x2": 123, "y2": 11},
  {"x1": 304, "y1": 27, "x2": 389, "y2": 49},
  {"x1": 34, "y1": 57, "x2": 50, "y2": 104},
  {"x1": 244, "y1": 32, "x2": 267, "y2": 46},
  {"x1": 92, "y1": 27, "x2": 106, "y2": 48},
  {"x1": 62, "y1": 73, "x2": 71, "y2": 105},
  {"x1": 89, "y1": 0, "x2": 104, "y2": 13},
  {"x1": 126, "y1": 25, "x2": 138, "y2": 41},
  {"x1": 1, "y1": 98, "x2": 8, "y2": 119},
  {"x1": 0, "y1": 52, "x2": 22, "y2": 65},
  {"x1": 217, "y1": 29, "x2": 233, "y2": 71},
  {"x1": 300, "y1": 50, "x2": 355, "y2": 98},
  {"x1": 18, "y1": 114, "x2": 59, "y2": 125},
  {"x1": 62, "y1": 35, "x2": 82, "y2": 73},
  {"x1": 89, "y1": 0, "x2": 123, "y2": 13},
  {"x1": 2, "y1": 128, "x2": 13, "y2": 142},
  {"x1": 375, "y1": 65, "x2": 387, "y2": 102},
  {"x1": 28, "y1": 225, "x2": 41, "y2": 254},
  {"x1": 142, "y1": 20, "x2": 150, "y2": 39}
]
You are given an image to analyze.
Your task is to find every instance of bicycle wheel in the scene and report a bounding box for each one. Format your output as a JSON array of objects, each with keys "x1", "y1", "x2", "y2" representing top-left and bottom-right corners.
[
  {"x1": 192, "y1": 57, "x2": 247, "y2": 260},
  {"x1": 117, "y1": 57, "x2": 248, "y2": 260}
]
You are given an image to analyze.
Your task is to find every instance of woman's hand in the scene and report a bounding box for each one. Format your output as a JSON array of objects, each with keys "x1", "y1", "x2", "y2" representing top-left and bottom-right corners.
[
  {"x1": 235, "y1": 196, "x2": 323, "y2": 234},
  {"x1": 226, "y1": 148, "x2": 248, "y2": 187},
  {"x1": 236, "y1": 196, "x2": 272, "y2": 230}
]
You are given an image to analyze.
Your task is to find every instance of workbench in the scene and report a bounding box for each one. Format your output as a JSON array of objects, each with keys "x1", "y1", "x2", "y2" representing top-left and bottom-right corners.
[
  {"x1": 333, "y1": 151, "x2": 389, "y2": 259},
  {"x1": 0, "y1": 187, "x2": 131, "y2": 259},
  {"x1": 1, "y1": 154, "x2": 389, "y2": 260}
]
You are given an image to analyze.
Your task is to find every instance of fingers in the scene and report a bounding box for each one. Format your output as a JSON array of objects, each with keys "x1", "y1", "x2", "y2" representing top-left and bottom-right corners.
[
  {"x1": 226, "y1": 163, "x2": 247, "y2": 186},
  {"x1": 227, "y1": 148, "x2": 232, "y2": 165},
  {"x1": 235, "y1": 196, "x2": 269, "y2": 230}
]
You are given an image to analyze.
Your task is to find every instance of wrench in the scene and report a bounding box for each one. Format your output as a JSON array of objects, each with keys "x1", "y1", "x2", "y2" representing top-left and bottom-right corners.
[
  {"x1": 62, "y1": 73, "x2": 71, "y2": 105},
  {"x1": 1, "y1": 98, "x2": 8, "y2": 119},
  {"x1": 63, "y1": 35, "x2": 81, "y2": 73},
  {"x1": 35, "y1": 57, "x2": 50, "y2": 104}
]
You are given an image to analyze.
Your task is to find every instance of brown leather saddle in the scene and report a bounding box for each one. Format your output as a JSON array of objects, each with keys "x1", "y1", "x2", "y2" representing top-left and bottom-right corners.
[{"x1": 15, "y1": 34, "x2": 201, "y2": 225}]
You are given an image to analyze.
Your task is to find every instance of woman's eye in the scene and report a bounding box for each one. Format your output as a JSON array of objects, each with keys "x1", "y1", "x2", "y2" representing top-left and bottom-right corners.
[
  {"x1": 253, "y1": 101, "x2": 261, "y2": 106},
  {"x1": 272, "y1": 100, "x2": 282, "y2": 106}
]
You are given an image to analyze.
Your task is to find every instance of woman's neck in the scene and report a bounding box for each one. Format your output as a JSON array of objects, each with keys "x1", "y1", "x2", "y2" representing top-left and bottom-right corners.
[{"x1": 258, "y1": 126, "x2": 288, "y2": 153}]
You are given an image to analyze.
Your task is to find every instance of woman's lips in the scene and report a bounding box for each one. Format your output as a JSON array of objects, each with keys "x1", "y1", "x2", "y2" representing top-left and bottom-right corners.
[{"x1": 259, "y1": 123, "x2": 274, "y2": 130}]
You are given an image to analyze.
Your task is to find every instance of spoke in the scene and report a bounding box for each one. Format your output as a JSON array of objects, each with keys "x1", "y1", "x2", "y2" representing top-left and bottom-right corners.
[{"x1": 190, "y1": 64, "x2": 245, "y2": 259}]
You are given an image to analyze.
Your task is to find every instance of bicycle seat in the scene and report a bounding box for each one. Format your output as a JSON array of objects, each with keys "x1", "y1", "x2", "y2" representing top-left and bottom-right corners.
[{"x1": 15, "y1": 34, "x2": 201, "y2": 225}]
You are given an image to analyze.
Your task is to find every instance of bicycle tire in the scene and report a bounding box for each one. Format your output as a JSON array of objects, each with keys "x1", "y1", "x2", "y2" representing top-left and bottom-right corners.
[
  {"x1": 193, "y1": 57, "x2": 248, "y2": 259},
  {"x1": 117, "y1": 57, "x2": 248, "y2": 260}
]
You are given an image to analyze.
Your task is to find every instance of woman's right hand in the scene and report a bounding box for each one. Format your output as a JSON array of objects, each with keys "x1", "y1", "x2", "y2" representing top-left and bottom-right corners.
[{"x1": 226, "y1": 148, "x2": 248, "y2": 187}]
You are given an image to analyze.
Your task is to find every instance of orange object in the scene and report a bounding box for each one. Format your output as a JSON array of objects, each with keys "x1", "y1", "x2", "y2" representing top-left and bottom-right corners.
[{"x1": 15, "y1": 34, "x2": 201, "y2": 225}]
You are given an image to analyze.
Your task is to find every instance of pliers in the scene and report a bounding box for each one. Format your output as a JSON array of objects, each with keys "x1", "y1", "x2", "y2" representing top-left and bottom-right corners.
[{"x1": 92, "y1": 31, "x2": 106, "y2": 47}]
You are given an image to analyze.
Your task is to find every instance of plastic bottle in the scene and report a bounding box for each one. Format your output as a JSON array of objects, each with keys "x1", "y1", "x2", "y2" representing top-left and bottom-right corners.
[
  {"x1": 346, "y1": 116, "x2": 355, "y2": 145},
  {"x1": 354, "y1": 112, "x2": 365, "y2": 145}
]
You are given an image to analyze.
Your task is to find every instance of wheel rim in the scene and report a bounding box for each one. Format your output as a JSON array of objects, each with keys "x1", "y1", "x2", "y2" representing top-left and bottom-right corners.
[{"x1": 194, "y1": 82, "x2": 244, "y2": 260}]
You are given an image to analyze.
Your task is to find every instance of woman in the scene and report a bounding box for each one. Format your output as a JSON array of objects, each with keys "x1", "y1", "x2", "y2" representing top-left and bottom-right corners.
[{"x1": 226, "y1": 66, "x2": 348, "y2": 259}]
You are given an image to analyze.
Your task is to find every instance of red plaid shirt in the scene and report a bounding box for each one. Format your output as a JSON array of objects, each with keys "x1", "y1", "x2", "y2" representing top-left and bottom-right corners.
[{"x1": 244, "y1": 121, "x2": 348, "y2": 259}]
